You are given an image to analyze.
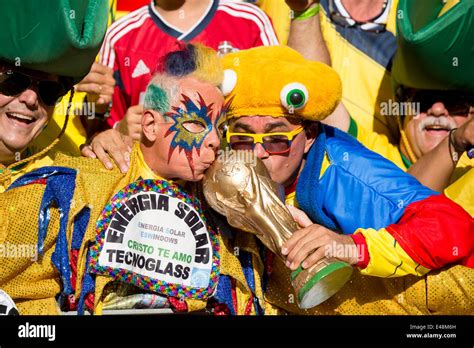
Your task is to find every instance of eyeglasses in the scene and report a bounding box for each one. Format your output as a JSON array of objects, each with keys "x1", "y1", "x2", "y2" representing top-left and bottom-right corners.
[
  {"x1": 0, "y1": 69, "x2": 68, "y2": 106},
  {"x1": 226, "y1": 126, "x2": 304, "y2": 155},
  {"x1": 397, "y1": 87, "x2": 474, "y2": 116},
  {"x1": 329, "y1": 0, "x2": 387, "y2": 33}
]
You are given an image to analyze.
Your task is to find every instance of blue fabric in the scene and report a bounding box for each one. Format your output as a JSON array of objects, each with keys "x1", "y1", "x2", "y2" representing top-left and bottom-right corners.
[
  {"x1": 72, "y1": 208, "x2": 90, "y2": 250},
  {"x1": 296, "y1": 125, "x2": 437, "y2": 234},
  {"x1": 73, "y1": 208, "x2": 94, "y2": 315},
  {"x1": 239, "y1": 251, "x2": 263, "y2": 315},
  {"x1": 214, "y1": 275, "x2": 235, "y2": 315},
  {"x1": 320, "y1": 0, "x2": 397, "y2": 70},
  {"x1": 8, "y1": 166, "x2": 78, "y2": 295}
]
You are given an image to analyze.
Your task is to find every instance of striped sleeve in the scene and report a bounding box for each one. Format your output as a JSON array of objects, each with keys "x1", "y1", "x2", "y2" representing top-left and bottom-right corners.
[
  {"x1": 351, "y1": 194, "x2": 474, "y2": 278},
  {"x1": 218, "y1": 1, "x2": 279, "y2": 46},
  {"x1": 351, "y1": 228, "x2": 430, "y2": 277},
  {"x1": 98, "y1": 6, "x2": 149, "y2": 68}
]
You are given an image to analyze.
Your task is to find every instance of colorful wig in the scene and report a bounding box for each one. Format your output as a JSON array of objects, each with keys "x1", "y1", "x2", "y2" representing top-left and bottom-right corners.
[{"x1": 143, "y1": 43, "x2": 223, "y2": 114}]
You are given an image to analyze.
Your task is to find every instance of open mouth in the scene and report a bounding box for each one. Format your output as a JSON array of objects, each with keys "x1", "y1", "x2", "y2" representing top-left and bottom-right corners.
[
  {"x1": 424, "y1": 124, "x2": 451, "y2": 132},
  {"x1": 5, "y1": 112, "x2": 36, "y2": 125}
]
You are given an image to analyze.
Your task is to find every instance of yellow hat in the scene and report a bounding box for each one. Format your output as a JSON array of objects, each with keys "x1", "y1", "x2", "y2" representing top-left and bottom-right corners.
[{"x1": 220, "y1": 45, "x2": 342, "y2": 121}]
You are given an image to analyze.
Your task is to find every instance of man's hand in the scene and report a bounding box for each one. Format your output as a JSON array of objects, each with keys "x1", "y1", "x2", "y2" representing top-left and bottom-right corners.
[
  {"x1": 76, "y1": 62, "x2": 115, "y2": 114},
  {"x1": 282, "y1": 206, "x2": 358, "y2": 270},
  {"x1": 285, "y1": 0, "x2": 318, "y2": 12},
  {"x1": 116, "y1": 105, "x2": 144, "y2": 140},
  {"x1": 81, "y1": 129, "x2": 133, "y2": 173},
  {"x1": 452, "y1": 116, "x2": 474, "y2": 156}
]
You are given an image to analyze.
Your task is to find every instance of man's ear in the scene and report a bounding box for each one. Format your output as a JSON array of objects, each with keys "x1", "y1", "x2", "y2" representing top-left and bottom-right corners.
[
  {"x1": 142, "y1": 109, "x2": 160, "y2": 142},
  {"x1": 304, "y1": 122, "x2": 318, "y2": 154}
]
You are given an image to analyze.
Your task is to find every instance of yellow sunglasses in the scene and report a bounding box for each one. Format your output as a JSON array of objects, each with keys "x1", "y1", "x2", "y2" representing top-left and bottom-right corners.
[{"x1": 226, "y1": 126, "x2": 304, "y2": 155}]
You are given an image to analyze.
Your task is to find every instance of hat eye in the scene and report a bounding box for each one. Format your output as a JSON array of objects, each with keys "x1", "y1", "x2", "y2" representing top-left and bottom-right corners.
[
  {"x1": 220, "y1": 69, "x2": 237, "y2": 96},
  {"x1": 280, "y1": 82, "x2": 308, "y2": 111}
]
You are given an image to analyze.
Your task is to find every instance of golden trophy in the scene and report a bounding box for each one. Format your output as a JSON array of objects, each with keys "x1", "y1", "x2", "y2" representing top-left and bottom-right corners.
[{"x1": 203, "y1": 150, "x2": 353, "y2": 308}]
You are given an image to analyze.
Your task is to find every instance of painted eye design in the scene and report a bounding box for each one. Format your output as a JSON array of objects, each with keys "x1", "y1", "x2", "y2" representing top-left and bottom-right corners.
[
  {"x1": 182, "y1": 120, "x2": 207, "y2": 133},
  {"x1": 280, "y1": 82, "x2": 309, "y2": 111},
  {"x1": 220, "y1": 69, "x2": 238, "y2": 96}
]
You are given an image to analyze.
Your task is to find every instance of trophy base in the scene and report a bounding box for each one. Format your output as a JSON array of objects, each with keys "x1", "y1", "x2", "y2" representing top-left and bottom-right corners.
[{"x1": 291, "y1": 260, "x2": 353, "y2": 309}]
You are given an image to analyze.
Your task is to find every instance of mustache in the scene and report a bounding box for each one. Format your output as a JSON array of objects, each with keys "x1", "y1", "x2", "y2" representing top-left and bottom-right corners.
[{"x1": 418, "y1": 116, "x2": 456, "y2": 131}]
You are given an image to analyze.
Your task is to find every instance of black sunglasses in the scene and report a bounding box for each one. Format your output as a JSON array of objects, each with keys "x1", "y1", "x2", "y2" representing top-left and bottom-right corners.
[
  {"x1": 0, "y1": 69, "x2": 68, "y2": 106},
  {"x1": 397, "y1": 87, "x2": 474, "y2": 116}
]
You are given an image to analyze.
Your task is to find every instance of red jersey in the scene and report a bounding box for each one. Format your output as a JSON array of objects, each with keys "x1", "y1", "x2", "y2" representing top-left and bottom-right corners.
[{"x1": 99, "y1": 0, "x2": 279, "y2": 127}]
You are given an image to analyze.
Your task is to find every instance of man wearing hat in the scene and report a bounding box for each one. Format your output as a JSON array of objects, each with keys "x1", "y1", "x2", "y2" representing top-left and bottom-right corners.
[
  {"x1": 220, "y1": 45, "x2": 473, "y2": 314},
  {"x1": 0, "y1": 0, "x2": 108, "y2": 313},
  {"x1": 282, "y1": 0, "x2": 473, "y2": 212},
  {"x1": 0, "y1": 0, "x2": 109, "y2": 192}
]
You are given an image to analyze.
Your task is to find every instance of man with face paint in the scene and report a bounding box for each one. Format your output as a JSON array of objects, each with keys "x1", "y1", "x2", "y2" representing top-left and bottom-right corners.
[
  {"x1": 1, "y1": 43, "x2": 277, "y2": 315},
  {"x1": 220, "y1": 45, "x2": 473, "y2": 314}
]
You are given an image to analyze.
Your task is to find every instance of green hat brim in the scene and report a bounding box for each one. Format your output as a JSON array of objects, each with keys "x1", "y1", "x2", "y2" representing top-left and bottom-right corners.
[{"x1": 392, "y1": 0, "x2": 474, "y2": 94}]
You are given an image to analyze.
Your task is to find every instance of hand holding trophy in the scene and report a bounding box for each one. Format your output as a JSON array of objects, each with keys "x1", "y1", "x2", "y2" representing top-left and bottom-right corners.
[{"x1": 203, "y1": 150, "x2": 353, "y2": 309}]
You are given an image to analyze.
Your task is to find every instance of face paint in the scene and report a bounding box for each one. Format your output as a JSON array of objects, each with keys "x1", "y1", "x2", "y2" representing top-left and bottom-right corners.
[{"x1": 164, "y1": 93, "x2": 216, "y2": 175}]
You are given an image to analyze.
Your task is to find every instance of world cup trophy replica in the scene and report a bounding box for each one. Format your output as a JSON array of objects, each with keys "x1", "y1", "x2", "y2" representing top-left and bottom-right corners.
[{"x1": 203, "y1": 150, "x2": 353, "y2": 309}]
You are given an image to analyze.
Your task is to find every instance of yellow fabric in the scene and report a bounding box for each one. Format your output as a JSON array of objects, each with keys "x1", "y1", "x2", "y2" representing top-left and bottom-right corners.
[
  {"x1": 355, "y1": 122, "x2": 406, "y2": 170},
  {"x1": 0, "y1": 182, "x2": 63, "y2": 314},
  {"x1": 221, "y1": 45, "x2": 342, "y2": 122},
  {"x1": 258, "y1": 0, "x2": 290, "y2": 44},
  {"x1": 355, "y1": 228, "x2": 430, "y2": 277},
  {"x1": 438, "y1": 0, "x2": 461, "y2": 16},
  {"x1": 445, "y1": 168, "x2": 474, "y2": 217},
  {"x1": 0, "y1": 154, "x2": 53, "y2": 193},
  {"x1": 266, "y1": 259, "x2": 474, "y2": 314},
  {"x1": 319, "y1": 0, "x2": 400, "y2": 143},
  {"x1": 0, "y1": 143, "x2": 271, "y2": 314}
]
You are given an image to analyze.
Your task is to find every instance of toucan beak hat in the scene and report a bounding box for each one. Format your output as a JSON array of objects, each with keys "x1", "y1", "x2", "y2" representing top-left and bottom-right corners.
[{"x1": 392, "y1": 0, "x2": 474, "y2": 93}]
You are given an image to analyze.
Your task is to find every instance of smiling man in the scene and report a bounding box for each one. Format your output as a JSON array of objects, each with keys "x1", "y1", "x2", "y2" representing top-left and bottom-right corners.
[{"x1": 0, "y1": 0, "x2": 108, "y2": 192}]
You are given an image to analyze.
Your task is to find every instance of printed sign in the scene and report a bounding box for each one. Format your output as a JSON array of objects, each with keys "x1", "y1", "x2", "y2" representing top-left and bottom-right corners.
[{"x1": 89, "y1": 179, "x2": 219, "y2": 300}]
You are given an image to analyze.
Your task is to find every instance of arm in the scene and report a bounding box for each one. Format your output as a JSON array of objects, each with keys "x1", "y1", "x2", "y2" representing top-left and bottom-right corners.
[
  {"x1": 408, "y1": 116, "x2": 474, "y2": 191},
  {"x1": 286, "y1": 1, "x2": 350, "y2": 131},
  {"x1": 286, "y1": 1, "x2": 330, "y2": 64},
  {"x1": 284, "y1": 194, "x2": 473, "y2": 277}
]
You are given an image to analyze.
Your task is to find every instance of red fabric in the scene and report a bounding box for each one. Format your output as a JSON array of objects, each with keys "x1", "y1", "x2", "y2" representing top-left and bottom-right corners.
[
  {"x1": 169, "y1": 297, "x2": 188, "y2": 312},
  {"x1": 116, "y1": 0, "x2": 149, "y2": 12},
  {"x1": 350, "y1": 232, "x2": 369, "y2": 269},
  {"x1": 284, "y1": 176, "x2": 298, "y2": 196},
  {"x1": 99, "y1": 1, "x2": 278, "y2": 127},
  {"x1": 387, "y1": 194, "x2": 474, "y2": 270},
  {"x1": 64, "y1": 250, "x2": 94, "y2": 313}
]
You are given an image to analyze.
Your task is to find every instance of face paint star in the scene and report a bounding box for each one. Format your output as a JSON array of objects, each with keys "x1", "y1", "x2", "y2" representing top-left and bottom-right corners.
[{"x1": 164, "y1": 93, "x2": 214, "y2": 176}]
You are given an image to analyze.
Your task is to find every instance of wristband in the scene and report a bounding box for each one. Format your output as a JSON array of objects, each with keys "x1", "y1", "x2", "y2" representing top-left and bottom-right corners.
[{"x1": 292, "y1": 4, "x2": 320, "y2": 21}]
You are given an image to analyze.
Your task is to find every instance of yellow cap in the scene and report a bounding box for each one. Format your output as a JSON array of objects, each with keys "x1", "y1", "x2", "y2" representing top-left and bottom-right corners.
[{"x1": 220, "y1": 45, "x2": 342, "y2": 121}]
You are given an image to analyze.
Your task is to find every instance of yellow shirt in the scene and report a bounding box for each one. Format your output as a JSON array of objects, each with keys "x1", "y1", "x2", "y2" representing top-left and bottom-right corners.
[{"x1": 319, "y1": 0, "x2": 400, "y2": 143}]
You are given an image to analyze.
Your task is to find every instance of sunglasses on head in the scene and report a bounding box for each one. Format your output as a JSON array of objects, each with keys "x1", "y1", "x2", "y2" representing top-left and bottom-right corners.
[
  {"x1": 226, "y1": 126, "x2": 304, "y2": 155},
  {"x1": 397, "y1": 87, "x2": 474, "y2": 116},
  {"x1": 0, "y1": 69, "x2": 68, "y2": 106},
  {"x1": 329, "y1": 0, "x2": 388, "y2": 33}
]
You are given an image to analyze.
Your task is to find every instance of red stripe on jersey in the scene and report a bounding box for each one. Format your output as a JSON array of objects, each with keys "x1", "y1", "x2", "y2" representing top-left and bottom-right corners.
[
  {"x1": 116, "y1": 0, "x2": 149, "y2": 12},
  {"x1": 386, "y1": 194, "x2": 474, "y2": 270},
  {"x1": 218, "y1": 4, "x2": 271, "y2": 45},
  {"x1": 100, "y1": 7, "x2": 149, "y2": 67}
]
